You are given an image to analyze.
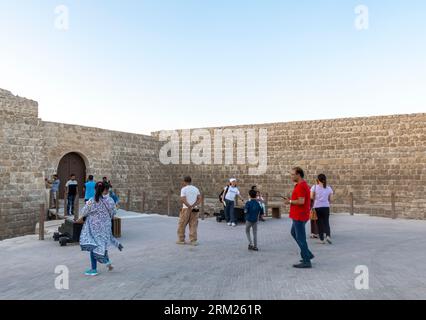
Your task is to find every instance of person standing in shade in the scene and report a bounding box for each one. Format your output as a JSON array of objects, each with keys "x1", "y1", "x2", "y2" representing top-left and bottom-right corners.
[
  {"x1": 83, "y1": 175, "x2": 96, "y2": 203},
  {"x1": 284, "y1": 167, "x2": 314, "y2": 268},
  {"x1": 103, "y1": 176, "x2": 112, "y2": 188},
  {"x1": 51, "y1": 174, "x2": 60, "y2": 208},
  {"x1": 222, "y1": 178, "x2": 245, "y2": 227},
  {"x1": 109, "y1": 189, "x2": 119, "y2": 207},
  {"x1": 244, "y1": 189, "x2": 263, "y2": 251},
  {"x1": 311, "y1": 174, "x2": 333, "y2": 244},
  {"x1": 176, "y1": 176, "x2": 201, "y2": 246},
  {"x1": 45, "y1": 174, "x2": 60, "y2": 209},
  {"x1": 65, "y1": 174, "x2": 78, "y2": 216}
]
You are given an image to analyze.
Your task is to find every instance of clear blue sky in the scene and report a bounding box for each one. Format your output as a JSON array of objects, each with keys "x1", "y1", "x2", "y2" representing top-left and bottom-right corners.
[{"x1": 0, "y1": 1, "x2": 425, "y2": 134}]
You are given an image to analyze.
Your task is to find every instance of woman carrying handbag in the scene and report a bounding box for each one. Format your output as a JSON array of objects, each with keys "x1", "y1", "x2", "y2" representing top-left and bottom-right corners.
[
  {"x1": 309, "y1": 181, "x2": 319, "y2": 239},
  {"x1": 311, "y1": 174, "x2": 334, "y2": 244}
]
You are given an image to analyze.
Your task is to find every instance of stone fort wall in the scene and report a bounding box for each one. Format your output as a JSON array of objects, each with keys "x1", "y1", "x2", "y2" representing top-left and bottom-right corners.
[
  {"x1": 1, "y1": 87, "x2": 425, "y2": 239},
  {"x1": 0, "y1": 89, "x2": 46, "y2": 240},
  {"x1": 154, "y1": 114, "x2": 426, "y2": 219},
  {"x1": 0, "y1": 89, "x2": 171, "y2": 240}
]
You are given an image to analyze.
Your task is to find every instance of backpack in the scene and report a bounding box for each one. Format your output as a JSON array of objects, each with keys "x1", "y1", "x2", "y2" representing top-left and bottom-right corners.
[{"x1": 219, "y1": 186, "x2": 230, "y2": 202}]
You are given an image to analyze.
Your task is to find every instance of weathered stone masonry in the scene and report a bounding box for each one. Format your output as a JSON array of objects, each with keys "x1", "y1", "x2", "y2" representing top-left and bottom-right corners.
[
  {"x1": 156, "y1": 115, "x2": 426, "y2": 218},
  {"x1": 1, "y1": 88, "x2": 425, "y2": 240},
  {"x1": 0, "y1": 88, "x2": 171, "y2": 240}
]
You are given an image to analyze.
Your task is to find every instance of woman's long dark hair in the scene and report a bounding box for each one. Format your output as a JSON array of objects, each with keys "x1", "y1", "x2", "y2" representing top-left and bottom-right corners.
[
  {"x1": 95, "y1": 181, "x2": 110, "y2": 202},
  {"x1": 317, "y1": 174, "x2": 327, "y2": 188}
]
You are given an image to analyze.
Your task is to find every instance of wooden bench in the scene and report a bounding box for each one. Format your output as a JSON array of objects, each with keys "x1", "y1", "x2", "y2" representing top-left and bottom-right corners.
[{"x1": 271, "y1": 207, "x2": 281, "y2": 219}]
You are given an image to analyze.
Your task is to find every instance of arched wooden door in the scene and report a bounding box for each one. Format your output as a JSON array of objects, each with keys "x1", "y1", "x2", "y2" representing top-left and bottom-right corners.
[{"x1": 57, "y1": 152, "x2": 86, "y2": 199}]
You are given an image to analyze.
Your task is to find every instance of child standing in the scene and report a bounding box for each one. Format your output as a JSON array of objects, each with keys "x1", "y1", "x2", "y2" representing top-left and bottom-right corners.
[
  {"x1": 251, "y1": 186, "x2": 266, "y2": 221},
  {"x1": 244, "y1": 189, "x2": 263, "y2": 251}
]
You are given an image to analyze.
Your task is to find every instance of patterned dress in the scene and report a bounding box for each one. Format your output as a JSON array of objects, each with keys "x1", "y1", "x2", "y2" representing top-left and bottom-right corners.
[{"x1": 79, "y1": 195, "x2": 121, "y2": 263}]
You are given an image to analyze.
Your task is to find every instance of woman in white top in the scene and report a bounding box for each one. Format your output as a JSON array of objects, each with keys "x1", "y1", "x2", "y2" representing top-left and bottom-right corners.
[{"x1": 311, "y1": 174, "x2": 333, "y2": 244}]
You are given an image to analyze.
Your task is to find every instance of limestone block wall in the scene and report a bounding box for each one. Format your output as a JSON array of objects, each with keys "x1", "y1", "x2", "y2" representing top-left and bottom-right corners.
[
  {"x1": 109, "y1": 131, "x2": 172, "y2": 214},
  {"x1": 40, "y1": 123, "x2": 172, "y2": 215},
  {"x1": 0, "y1": 89, "x2": 171, "y2": 240},
  {"x1": 0, "y1": 89, "x2": 45, "y2": 239},
  {"x1": 1, "y1": 86, "x2": 425, "y2": 240},
  {"x1": 0, "y1": 89, "x2": 38, "y2": 118},
  {"x1": 153, "y1": 113, "x2": 426, "y2": 219}
]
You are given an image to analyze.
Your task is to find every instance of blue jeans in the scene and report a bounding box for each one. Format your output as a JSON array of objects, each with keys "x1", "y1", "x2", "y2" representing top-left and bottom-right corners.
[
  {"x1": 90, "y1": 251, "x2": 110, "y2": 271},
  {"x1": 224, "y1": 200, "x2": 235, "y2": 223},
  {"x1": 67, "y1": 194, "x2": 76, "y2": 215},
  {"x1": 291, "y1": 220, "x2": 314, "y2": 263},
  {"x1": 90, "y1": 251, "x2": 97, "y2": 270}
]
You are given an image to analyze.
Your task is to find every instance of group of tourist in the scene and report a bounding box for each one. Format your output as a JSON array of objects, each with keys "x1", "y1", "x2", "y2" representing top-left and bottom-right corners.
[
  {"x1": 176, "y1": 167, "x2": 333, "y2": 269},
  {"x1": 45, "y1": 174, "x2": 119, "y2": 216},
  {"x1": 45, "y1": 173, "x2": 122, "y2": 276},
  {"x1": 75, "y1": 166, "x2": 333, "y2": 276}
]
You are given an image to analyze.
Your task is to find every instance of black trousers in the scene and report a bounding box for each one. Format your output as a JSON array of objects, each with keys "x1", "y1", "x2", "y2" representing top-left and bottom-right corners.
[{"x1": 315, "y1": 207, "x2": 331, "y2": 241}]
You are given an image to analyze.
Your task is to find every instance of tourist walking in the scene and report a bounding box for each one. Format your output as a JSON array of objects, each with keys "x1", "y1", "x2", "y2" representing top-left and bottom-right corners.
[
  {"x1": 176, "y1": 176, "x2": 201, "y2": 246},
  {"x1": 284, "y1": 167, "x2": 314, "y2": 268},
  {"x1": 77, "y1": 181, "x2": 123, "y2": 276},
  {"x1": 83, "y1": 175, "x2": 96, "y2": 203},
  {"x1": 222, "y1": 178, "x2": 245, "y2": 227},
  {"x1": 244, "y1": 189, "x2": 263, "y2": 251},
  {"x1": 65, "y1": 174, "x2": 78, "y2": 216},
  {"x1": 311, "y1": 174, "x2": 333, "y2": 244}
]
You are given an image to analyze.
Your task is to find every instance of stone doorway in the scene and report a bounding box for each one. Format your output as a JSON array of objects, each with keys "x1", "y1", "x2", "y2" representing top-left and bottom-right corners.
[{"x1": 57, "y1": 152, "x2": 86, "y2": 199}]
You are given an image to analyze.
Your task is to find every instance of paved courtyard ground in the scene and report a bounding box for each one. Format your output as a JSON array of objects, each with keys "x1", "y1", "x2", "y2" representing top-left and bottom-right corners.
[{"x1": 1, "y1": 212, "x2": 425, "y2": 300}]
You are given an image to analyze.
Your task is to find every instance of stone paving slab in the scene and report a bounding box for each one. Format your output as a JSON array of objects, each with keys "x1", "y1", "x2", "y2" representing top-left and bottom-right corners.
[{"x1": 1, "y1": 213, "x2": 426, "y2": 300}]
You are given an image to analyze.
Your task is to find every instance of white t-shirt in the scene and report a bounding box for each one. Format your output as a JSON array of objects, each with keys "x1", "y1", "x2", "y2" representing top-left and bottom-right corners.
[
  {"x1": 311, "y1": 185, "x2": 333, "y2": 209},
  {"x1": 180, "y1": 185, "x2": 201, "y2": 208},
  {"x1": 224, "y1": 186, "x2": 240, "y2": 202}
]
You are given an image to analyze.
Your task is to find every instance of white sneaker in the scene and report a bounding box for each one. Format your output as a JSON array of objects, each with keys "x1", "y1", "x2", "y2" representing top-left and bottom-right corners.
[
  {"x1": 326, "y1": 236, "x2": 332, "y2": 244},
  {"x1": 231, "y1": 223, "x2": 236, "y2": 227},
  {"x1": 227, "y1": 222, "x2": 231, "y2": 226}
]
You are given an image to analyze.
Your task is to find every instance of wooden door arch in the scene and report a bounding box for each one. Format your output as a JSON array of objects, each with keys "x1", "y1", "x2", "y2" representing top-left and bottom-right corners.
[{"x1": 57, "y1": 152, "x2": 86, "y2": 199}]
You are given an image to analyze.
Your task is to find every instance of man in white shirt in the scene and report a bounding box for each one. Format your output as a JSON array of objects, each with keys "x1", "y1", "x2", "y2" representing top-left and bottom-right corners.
[
  {"x1": 221, "y1": 178, "x2": 245, "y2": 227},
  {"x1": 177, "y1": 176, "x2": 201, "y2": 246},
  {"x1": 65, "y1": 174, "x2": 78, "y2": 216}
]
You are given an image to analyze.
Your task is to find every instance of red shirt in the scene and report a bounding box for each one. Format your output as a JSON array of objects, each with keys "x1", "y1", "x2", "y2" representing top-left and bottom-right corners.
[{"x1": 289, "y1": 180, "x2": 311, "y2": 222}]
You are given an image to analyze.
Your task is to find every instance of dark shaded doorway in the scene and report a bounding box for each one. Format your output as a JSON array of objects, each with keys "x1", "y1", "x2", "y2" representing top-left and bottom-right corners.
[{"x1": 57, "y1": 152, "x2": 86, "y2": 199}]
